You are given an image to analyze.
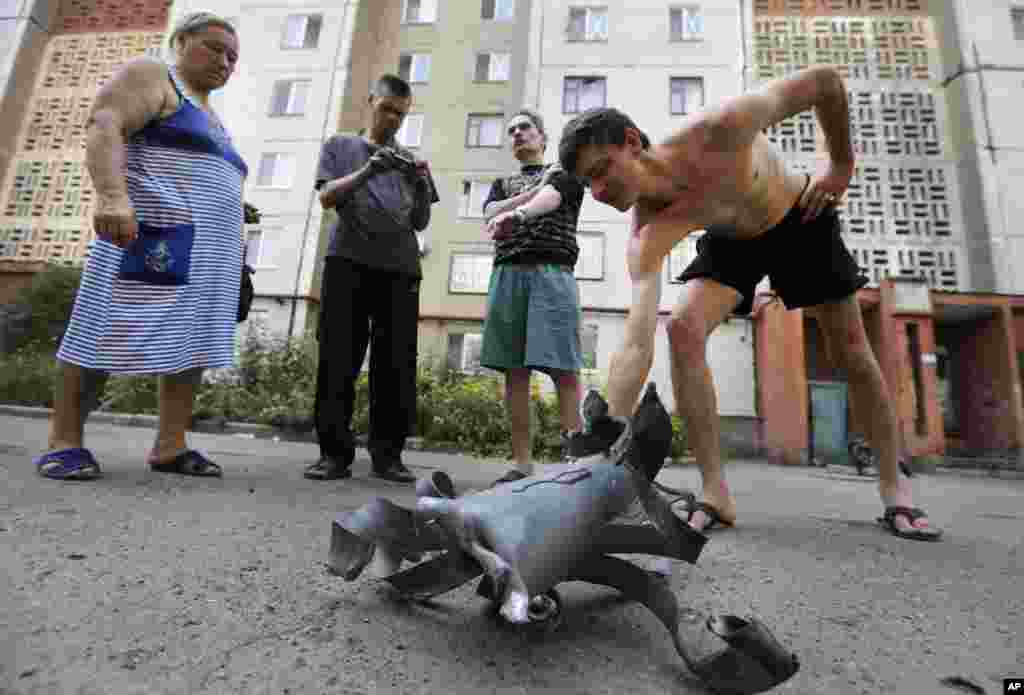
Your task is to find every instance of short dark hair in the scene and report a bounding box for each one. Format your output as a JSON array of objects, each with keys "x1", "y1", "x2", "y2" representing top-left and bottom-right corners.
[
  {"x1": 558, "y1": 107, "x2": 651, "y2": 174},
  {"x1": 509, "y1": 107, "x2": 547, "y2": 151},
  {"x1": 373, "y1": 74, "x2": 412, "y2": 99}
]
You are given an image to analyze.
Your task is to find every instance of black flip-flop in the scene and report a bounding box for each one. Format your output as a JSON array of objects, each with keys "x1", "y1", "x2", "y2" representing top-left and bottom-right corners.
[
  {"x1": 149, "y1": 449, "x2": 222, "y2": 477},
  {"x1": 877, "y1": 506, "x2": 942, "y2": 541},
  {"x1": 489, "y1": 469, "x2": 529, "y2": 487}
]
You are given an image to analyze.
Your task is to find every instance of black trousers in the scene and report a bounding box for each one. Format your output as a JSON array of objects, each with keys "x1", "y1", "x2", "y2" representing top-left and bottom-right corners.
[{"x1": 315, "y1": 256, "x2": 420, "y2": 465}]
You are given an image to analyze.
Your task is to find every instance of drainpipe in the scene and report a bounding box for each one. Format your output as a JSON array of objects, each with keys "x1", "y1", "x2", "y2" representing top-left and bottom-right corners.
[
  {"x1": 287, "y1": 0, "x2": 360, "y2": 341},
  {"x1": 737, "y1": 0, "x2": 749, "y2": 93},
  {"x1": 532, "y1": 0, "x2": 545, "y2": 107}
]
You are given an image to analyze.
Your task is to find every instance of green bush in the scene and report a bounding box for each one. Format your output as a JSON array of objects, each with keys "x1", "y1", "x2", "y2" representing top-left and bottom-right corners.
[
  {"x1": 102, "y1": 375, "x2": 159, "y2": 414},
  {"x1": 9, "y1": 264, "x2": 82, "y2": 352},
  {"x1": 0, "y1": 344, "x2": 58, "y2": 406},
  {"x1": 670, "y1": 415, "x2": 689, "y2": 460},
  {"x1": 0, "y1": 329, "x2": 689, "y2": 463}
]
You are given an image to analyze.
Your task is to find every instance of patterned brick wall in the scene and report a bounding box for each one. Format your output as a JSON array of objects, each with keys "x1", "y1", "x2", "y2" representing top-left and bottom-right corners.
[
  {"x1": 57, "y1": 0, "x2": 169, "y2": 35},
  {"x1": 0, "y1": 0, "x2": 167, "y2": 267},
  {"x1": 752, "y1": 0, "x2": 966, "y2": 291}
]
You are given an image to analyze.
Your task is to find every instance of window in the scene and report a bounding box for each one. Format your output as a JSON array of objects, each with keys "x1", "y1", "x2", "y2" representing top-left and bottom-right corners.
[
  {"x1": 475, "y1": 52, "x2": 511, "y2": 82},
  {"x1": 466, "y1": 114, "x2": 504, "y2": 147},
  {"x1": 449, "y1": 253, "x2": 493, "y2": 294},
  {"x1": 670, "y1": 77, "x2": 704, "y2": 115},
  {"x1": 459, "y1": 180, "x2": 492, "y2": 217},
  {"x1": 244, "y1": 228, "x2": 264, "y2": 265},
  {"x1": 396, "y1": 114, "x2": 424, "y2": 148},
  {"x1": 575, "y1": 232, "x2": 604, "y2": 280},
  {"x1": 668, "y1": 233, "x2": 702, "y2": 282},
  {"x1": 482, "y1": 0, "x2": 514, "y2": 21},
  {"x1": 256, "y1": 153, "x2": 296, "y2": 188},
  {"x1": 563, "y1": 76, "x2": 606, "y2": 114},
  {"x1": 447, "y1": 332, "x2": 484, "y2": 373},
  {"x1": 269, "y1": 79, "x2": 310, "y2": 116},
  {"x1": 567, "y1": 7, "x2": 607, "y2": 41},
  {"x1": 1013, "y1": 7, "x2": 1024, "y2": 40},
  {"x1": 402, "y1": 0, "x2": 437, "y2": 24},
  {"x1": 398, "y1": 53, "x2": 431, "y2": 83},
  {"x1": 581, "y1": 323, "x2": 598, "y2": 370},
  {"x1": 669, "y1": 6, "x2": 703, "y2": 41},
  {"x1": 282, "y1": 14, "x2": 322, "y2": 49}
]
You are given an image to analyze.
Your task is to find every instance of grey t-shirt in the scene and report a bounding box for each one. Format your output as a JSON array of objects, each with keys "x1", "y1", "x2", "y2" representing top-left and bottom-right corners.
[{"x1": 315, "y1": 134, "x2": 439, "y2": 277}]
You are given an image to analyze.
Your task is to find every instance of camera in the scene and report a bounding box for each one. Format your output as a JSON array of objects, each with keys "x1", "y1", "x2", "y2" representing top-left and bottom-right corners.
[{"x1": 373, "y1": 146, "x2": 417, "y2": 176}]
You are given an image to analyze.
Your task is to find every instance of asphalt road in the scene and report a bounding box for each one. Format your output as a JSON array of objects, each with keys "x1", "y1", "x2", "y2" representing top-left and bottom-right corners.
[{"x1": 0, "y1": 413, "x2": 1021, "y2": 695}]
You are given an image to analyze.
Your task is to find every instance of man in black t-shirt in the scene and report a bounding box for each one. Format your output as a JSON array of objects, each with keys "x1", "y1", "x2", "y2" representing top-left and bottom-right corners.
[{"x1": 480, "y1": 108, "x2": 586, "y2": 485}]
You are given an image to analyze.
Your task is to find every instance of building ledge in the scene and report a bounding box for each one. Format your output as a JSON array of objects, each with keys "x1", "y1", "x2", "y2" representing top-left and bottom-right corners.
[{"x1": 0, "y1": 260, "x2": 50, "y2": 274}]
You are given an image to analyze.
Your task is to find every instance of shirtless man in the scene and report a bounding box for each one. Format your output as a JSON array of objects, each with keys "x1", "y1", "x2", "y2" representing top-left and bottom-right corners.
[{"x1": 558, "y1": 65, "x2": 941, "y2": 541}]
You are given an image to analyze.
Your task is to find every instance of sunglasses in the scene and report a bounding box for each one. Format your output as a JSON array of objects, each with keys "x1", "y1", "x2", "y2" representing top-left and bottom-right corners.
[{"x1": 507, "y1": 121, "x2": 535, "y2": 136}]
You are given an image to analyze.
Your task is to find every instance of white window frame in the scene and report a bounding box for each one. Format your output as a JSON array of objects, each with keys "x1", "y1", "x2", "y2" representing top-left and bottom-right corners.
[
  {"x1": 562, "y1": 76, "x2": 606, "y2": 114},
  {"x1": 667, "y1": 232, "x2": 703, "y2": 283},
  {"x1": 482, "y1": 0, "x2": 515, "y2": 21},
  {"x1": 460, "y1": 332, "x2": 484, "y2": 372},
  {"x1": 255, "y1": 153, "x2": 296, "y2": 189},
  {"x1": 466, "y1": 113, "x2": 504, "y2": 148},
  {"x1": 475, "y1": 52, "x2": 511, "y2": 82},
  {"x1": 399, "y1": 52, "x2": 431, "y2": 84},
  {"x1": 244, "y1": 227, "x2": 265, "y2": 266},
  {"x1": 402, "y1": 0, "x2": 437, "y2": 24},
  {"x1": 449, "y1": 252, "x2": 494, "y2": 294},
  {"x1": 396, "y1": 114, "x2": 424, "y2": 148},
  {"x1": 567, "y1": 6, "x2": 608, "y2": 42},
  {"x1": 269, "y1": 79, "x2": 311, "y2": 117},
  {"x1": 575, "y1": 232, "x2": 605, "y2": 281},
  {"x1": 281, "y1": 14, "x2": 322, "y2": 50},
  {"x1": 459, "y1": 180, "x2": 493, "y2": 218},
  {"x1": 580, "y1": 323, "x2": 599, "y2": 371},
  {"x1": 669, "y1": 76, "x2": 704, "y2": 115},
  {"x1": 669, "y1": 5, "x2": 704, "y2": 42}
]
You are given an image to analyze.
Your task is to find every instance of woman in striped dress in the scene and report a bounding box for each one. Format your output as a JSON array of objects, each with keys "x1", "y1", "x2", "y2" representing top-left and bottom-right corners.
[{"x1": 34, "y1": 12, "x2": 246, "y2": 480}]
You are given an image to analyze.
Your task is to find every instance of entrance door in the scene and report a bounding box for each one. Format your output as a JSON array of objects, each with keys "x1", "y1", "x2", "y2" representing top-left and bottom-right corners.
[{"x1": 809, "y1": 380, "x2": 849, "y2": 465}]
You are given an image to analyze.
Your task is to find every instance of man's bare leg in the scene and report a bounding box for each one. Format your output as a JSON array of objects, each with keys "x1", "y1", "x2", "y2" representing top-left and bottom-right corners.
[
  {"x1": 814, "y1": 296, "x2": 940, "y2": 538},
  {"x1": 552, "y1": 369, "x2": 582, "y2": 435},
  {"x1": 666, "y1": 279, "x2": 743, "y2": 530},
  {"x1": 505, "y1": 368, "x2": 533, "y2": 474}
]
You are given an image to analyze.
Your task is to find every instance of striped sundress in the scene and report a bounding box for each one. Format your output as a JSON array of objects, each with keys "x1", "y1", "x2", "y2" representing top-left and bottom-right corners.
[{"x1": 58, "y1": 67, "x2": 248, "y2": 375}]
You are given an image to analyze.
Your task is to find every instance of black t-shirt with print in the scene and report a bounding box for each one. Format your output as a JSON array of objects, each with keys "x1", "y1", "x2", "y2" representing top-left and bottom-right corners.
[{"x1": 482, "y1": 163, "x2": 585, "y2": 268}]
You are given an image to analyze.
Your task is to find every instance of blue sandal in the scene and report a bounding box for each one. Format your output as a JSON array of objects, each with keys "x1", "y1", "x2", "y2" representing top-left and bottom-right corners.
[{"x1": 35, "y1": 448, "x2": 102, "y2": 480}]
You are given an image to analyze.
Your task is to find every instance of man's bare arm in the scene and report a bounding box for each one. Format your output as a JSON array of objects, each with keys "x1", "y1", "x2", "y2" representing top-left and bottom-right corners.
[
  {"x1": 484, "y1": 186, "x2": 540, "y2": 222},
  {"x1": 707, "y1": 65, "x2": 854, "y2": 167},
  {"x1": 318, "y1": 166, "x2": 373, "y2": 209},
  {"x1": 606, "y1": 256, "x2": 663, "y2": 418}
]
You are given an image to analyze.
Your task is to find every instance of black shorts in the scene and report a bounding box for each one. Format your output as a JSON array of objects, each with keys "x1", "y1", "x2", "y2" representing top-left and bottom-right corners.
[{"x1": 676, "y1": 204, "x2": 868, "y2": 315}]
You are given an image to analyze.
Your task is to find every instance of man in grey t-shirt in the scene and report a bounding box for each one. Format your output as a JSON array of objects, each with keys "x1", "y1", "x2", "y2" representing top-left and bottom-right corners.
[{"x1": 305, "y1": 74, "x2": 439, "y2": 483}]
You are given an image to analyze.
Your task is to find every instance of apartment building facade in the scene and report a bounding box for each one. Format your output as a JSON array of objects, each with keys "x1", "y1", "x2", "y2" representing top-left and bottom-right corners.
[{"x1": 1, "y1": 0, "x2": 1023, "y2": 462}]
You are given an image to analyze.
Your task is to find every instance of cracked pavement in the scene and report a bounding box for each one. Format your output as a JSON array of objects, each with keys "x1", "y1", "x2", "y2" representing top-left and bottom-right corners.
[{"x1": 0, "y1": 413, "x2": 1022, "y2": 694}]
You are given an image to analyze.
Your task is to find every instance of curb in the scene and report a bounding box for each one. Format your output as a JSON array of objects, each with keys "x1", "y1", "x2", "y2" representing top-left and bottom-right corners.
[
  {"x1": 819, "y1": 462, "x2": 1024, "y2": 482},
  {"x1": 3, "y1": 403, "x2": 1022, "y2": 478},
  {"x1": 0, "y1": 403, "x2": 443, "y2": 454}
]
